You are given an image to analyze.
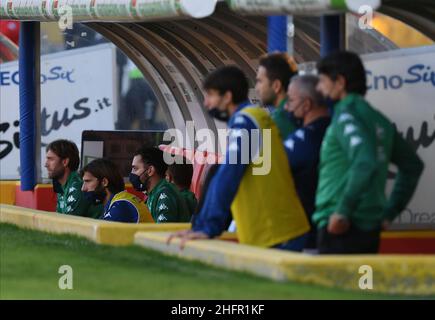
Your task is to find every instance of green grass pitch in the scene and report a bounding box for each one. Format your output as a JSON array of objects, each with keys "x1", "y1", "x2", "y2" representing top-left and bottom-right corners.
[{"x1": 0, "y1": 223, "x2": 418, "y2": 299}]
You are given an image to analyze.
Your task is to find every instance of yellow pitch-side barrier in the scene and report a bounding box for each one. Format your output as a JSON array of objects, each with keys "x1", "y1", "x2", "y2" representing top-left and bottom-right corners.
[
  {"x1": 0, "y1": 181, "x2": 17, "y2": 205},
  {"x1": 0, "y1": 204, "x2": 190, "y2": 245},
  {"x1": 2, "y1": 204, "x2": 434, "y2": 295},
  {"x1": 134, "y1": 231, "x2": 435, "y2": 296}
]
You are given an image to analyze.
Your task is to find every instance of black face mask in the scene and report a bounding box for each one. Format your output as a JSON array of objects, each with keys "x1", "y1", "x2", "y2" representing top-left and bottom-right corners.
[
  {"x1": 287, "y1": 99, "x2": 306, "y2": 125},
  {"x1": 324, "y1": 97, "x2": 340, "y2": 108},
  {"x1": 288, "y1": 110, "x2": 303, "y2": 128},
  {"x1": 83, "y1": 184, "x2": 106, "y2": 205},
  {"x1": 208, "y1": 108, "x2": 230, "y2": 122},
  {"x1": 129, "y1": 172, "x2": 150, "y2": 192}
]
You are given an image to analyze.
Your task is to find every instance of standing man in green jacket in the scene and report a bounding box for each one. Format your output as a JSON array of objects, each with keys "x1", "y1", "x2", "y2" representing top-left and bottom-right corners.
[
  {"x1": 314, "y1": 51, "x2": 424, "y2": 254},
  {"x1": 255, "y1": 53, "x2": 299, "y2": 139},
  {"x1": 45, "y1": 139, "x2": 102, "y2": 218}
]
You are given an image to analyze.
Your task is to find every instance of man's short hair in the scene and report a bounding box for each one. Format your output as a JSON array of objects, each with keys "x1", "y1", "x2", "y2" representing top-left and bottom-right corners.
[
  {"x1": 203, "y1": 65, "x2": 249, "y2": 104},
  {"x1": 134, "y1": 146, "x2": 167, "y2": 178},
  {"x1": 259, "y1": 53, "x2": 297, "y2": 91},
  {"x1": 81, "y1": 158, "x2": 125, "y2": 194},
  {"x1": 46, "y1": 139, "x2": 80, "y2": 171},
  {"x1": 167, "y1": 156, "x2": 194, "y2": 190},
  {"x1": 290, "y1": 75, "x2": 325, "y2": 107},
  {"x1": 316, "y1": 51, "x2": 367, "y2": 96}
]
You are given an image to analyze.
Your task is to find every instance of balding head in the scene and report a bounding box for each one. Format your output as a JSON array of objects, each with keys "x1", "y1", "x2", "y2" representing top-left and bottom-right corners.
[{"x1": 290, "y1": 75, "x2": 325, "y2": 107}]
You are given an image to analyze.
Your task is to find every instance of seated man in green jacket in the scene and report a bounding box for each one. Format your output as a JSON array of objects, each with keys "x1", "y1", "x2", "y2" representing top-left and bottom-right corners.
[
  {"x1": 45, "y1": 139, "x2": 102, "y2": 218},
  {"x1": 165, "y1": 156, "x2": 198, "y2": 216},
  {"x1": 313, "y1": 51, "x2": 424, "y2": 254},
  {"x1": 129, "y1": 146, "x2": 191, "y2": 223}
]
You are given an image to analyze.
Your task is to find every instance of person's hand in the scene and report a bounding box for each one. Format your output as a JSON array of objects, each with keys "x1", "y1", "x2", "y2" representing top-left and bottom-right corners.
[
  {"x1": 166, "y1": 229, "x2": 191, "y2": 246},
  {"x1": 327, "y1": 213, "x2": 350, "y2": 235},
  {"x1": 166, "y1": 230, "x2": 209, "y2": 250}
]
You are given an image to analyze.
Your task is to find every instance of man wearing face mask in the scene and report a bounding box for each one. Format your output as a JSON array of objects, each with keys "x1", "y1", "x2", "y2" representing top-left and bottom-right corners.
[
  {"x1": 283, "y1": 75, "x2": 331, "y2": 250},
  {"x1": 168, "y1": 66, "x2": 310, "y2": 251},
  {"x1": 314, "y1": 51, "x2": 424, "y2": 254},
  {"x1": 255, "y1": 53, "x2": 300, "y2": 139},
  {"x1": 129, "y1": 146, "x2": 191, "y2": 223},
  {"x1": 45, "y1": 139, "x2": 102, "y2": 218},
  {"x1": 81, "y1": 158, "x2": 153, "y2": 223}
]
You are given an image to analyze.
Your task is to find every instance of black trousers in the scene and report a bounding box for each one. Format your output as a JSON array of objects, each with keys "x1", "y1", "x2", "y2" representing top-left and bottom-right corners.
[
  {"x1": 317, "y1": 225, "x2": 381, "y2": 254},
  {"x1": 304, "y1": 229, "x2": 318, "y2": 250}
]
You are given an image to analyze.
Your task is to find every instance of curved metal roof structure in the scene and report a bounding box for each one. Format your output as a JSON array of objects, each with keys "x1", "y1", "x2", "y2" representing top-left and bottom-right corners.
[
  {"x1": 380, "y1": 0, "x2": 435, "y2": 41},
  {"x1": 87, "y1": 1, "x2": 431, "y2": 134},
  {"x1": 2, "y1": 0, "x2": 434, "y2": 134}
]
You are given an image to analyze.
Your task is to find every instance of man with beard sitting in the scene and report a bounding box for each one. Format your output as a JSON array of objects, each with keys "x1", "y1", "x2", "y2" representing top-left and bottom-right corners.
[{"x1": 45, "y1": 139, "x2": 102, "y2": 218}]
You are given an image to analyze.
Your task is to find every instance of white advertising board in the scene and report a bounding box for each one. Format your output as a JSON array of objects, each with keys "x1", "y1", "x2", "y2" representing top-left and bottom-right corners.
[
  {"x1": 362, "y1": 45, "x2": 435, "y2": 229},
  {"x1": 0, "y1": 43, "x2": 117, "y2": 179}
]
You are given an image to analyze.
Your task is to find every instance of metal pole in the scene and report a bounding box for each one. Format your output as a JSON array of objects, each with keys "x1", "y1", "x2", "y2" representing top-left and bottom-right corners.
[
  {"x1": 19, "y1": 22, "x2": 41, "y2": 190},
  {"x1": 320, "y1": 14, "x2": 345, "y2": 57},
  {"x1": 267, "y1": 16, "x2": 288, "y2": 53}
]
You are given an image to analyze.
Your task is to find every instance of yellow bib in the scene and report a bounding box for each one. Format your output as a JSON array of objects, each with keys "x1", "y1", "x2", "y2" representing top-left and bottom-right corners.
[
  {"x1": 230, "y1": 107, "x2": 310, "y2": 247},
  {"x1": 110, "y1": 191, "x2": 153, "y2": 223}
]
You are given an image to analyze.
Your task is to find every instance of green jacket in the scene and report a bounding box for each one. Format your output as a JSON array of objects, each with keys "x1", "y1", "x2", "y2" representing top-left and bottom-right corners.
[
  {"x1": 313, "y1": 94, "x2": 424, "y2": 231},
  {"x1": 271, "y1": 98, "x2": 297, "y2": 139},
  {"x1": 180, "y1": 189, "x2": 198, "y2": 215},
  {"x1": 54, "y1": 171, "x2": 103, "y2": 218},
  {"x1": 146, "y1": 179, "x2": 191, "y2": 223}
]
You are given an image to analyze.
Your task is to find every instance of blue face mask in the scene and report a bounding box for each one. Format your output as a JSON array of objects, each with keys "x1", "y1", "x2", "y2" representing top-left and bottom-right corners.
[{"x1": 129, "y1": 172, "x2": 148, "y2": 192}]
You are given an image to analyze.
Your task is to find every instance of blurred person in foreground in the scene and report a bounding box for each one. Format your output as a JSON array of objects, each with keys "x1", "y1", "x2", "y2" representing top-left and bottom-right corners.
[
  {"x1": 313, "y1": 51, "x2": 424, "y2": 254},
  {"x1": 168, "y1": 66, "x2": 310, "y2": 251},
  {"x1": 283, "y1": 75, "x2": 331, "y2": 251}
]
